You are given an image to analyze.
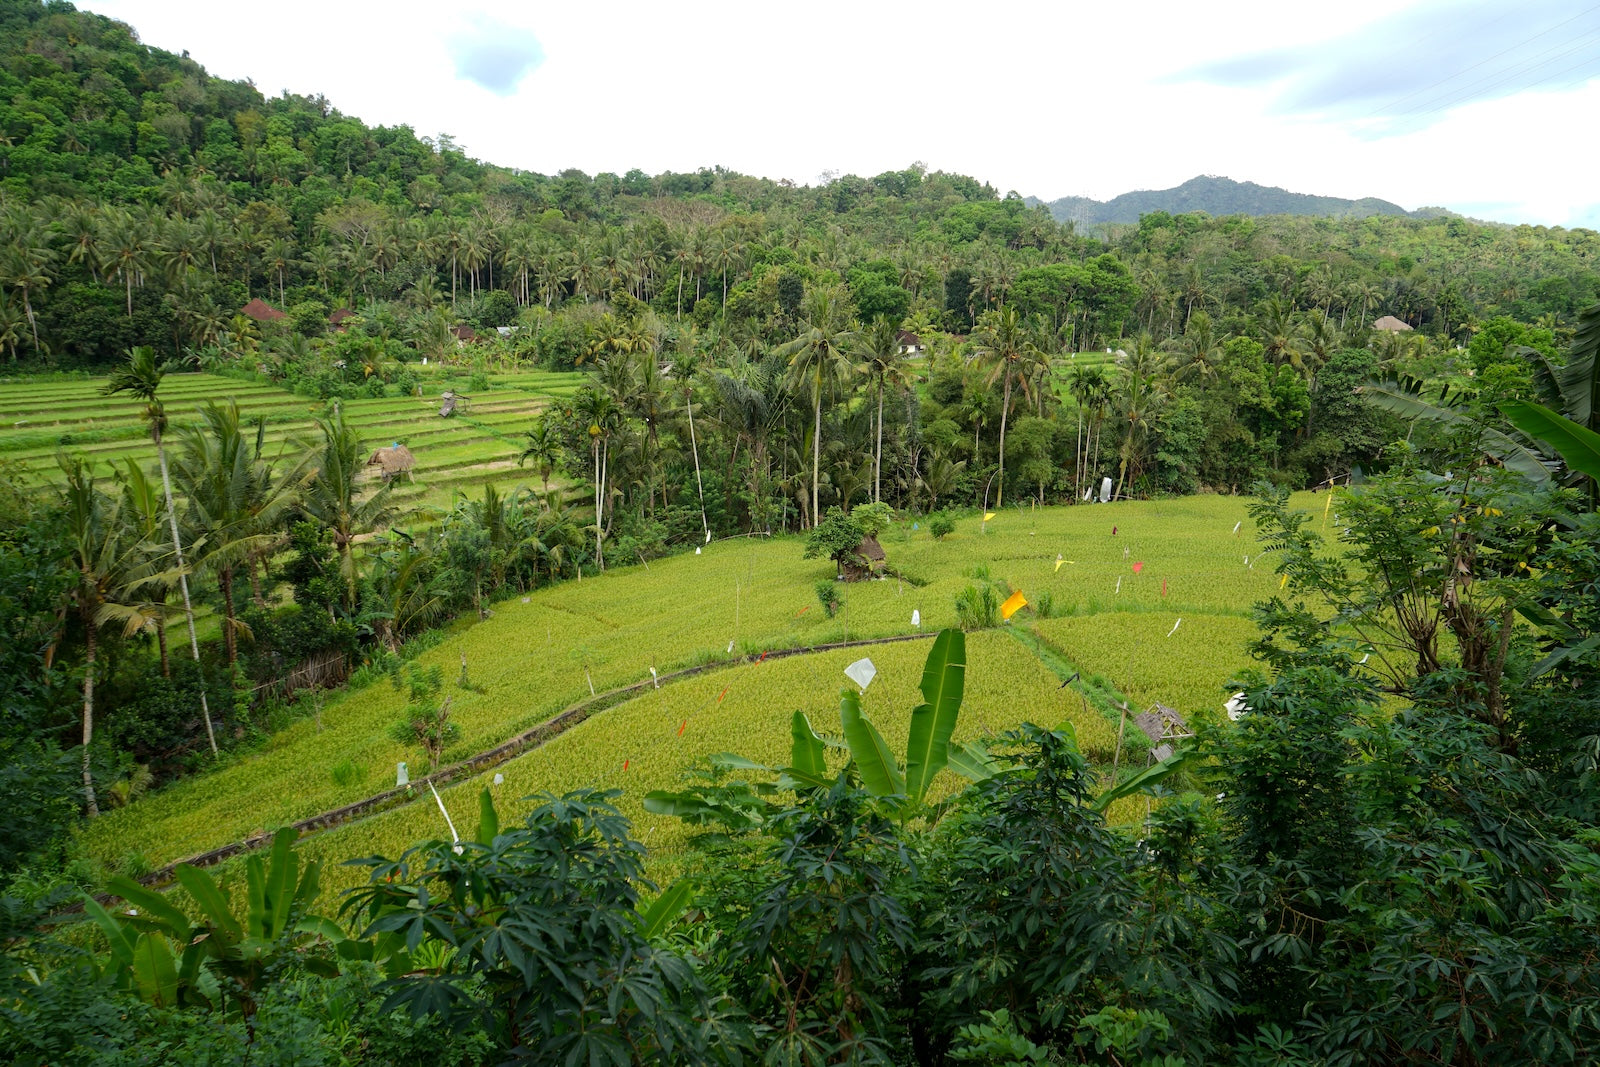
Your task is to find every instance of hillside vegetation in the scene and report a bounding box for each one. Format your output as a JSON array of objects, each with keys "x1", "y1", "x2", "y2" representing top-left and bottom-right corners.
[{"x1": 3, "y1": 2, "x2": 1600, "y2": 1064}]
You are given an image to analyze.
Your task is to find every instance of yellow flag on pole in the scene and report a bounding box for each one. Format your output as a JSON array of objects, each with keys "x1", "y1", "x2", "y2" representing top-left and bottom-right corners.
[
  {"x1": 983, "y1": 512, "x2": 996, "y2": 522},
  {"x1": 1000, "y1": 589, "x2": 1028, "y2": 620},
  {"x1": 1054, "y1": 556, "x2": 1064, "y2": 573},
  {"x1": 1280, "y1": 573, "x2": 1289, "y2": 589}
]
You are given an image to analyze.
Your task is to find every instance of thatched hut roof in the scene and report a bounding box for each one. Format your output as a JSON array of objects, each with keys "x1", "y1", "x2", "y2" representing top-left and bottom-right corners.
[
  {"x1": 242, "y1": 298, "x2": 286, "y2": 321},
  {"x1": 855, "y1": 535, "x2": 886, "y2": 562},
  {"x1": 1372, "y1": 315, "x2": 1413, "y2": 332},
  {"x1": 366, "y1": 443, "x2": 416, "y2": 477}
]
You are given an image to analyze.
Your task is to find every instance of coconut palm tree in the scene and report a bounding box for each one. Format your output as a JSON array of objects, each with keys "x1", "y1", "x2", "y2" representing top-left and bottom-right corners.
[
  {"x1": 104, "y1": 346, "x2": 219, "y2": 757},
  {"x1": 61, "y1": 457, "x2": 171, "y2": 816},
  {"x1": 571, "y1": 386, "x2": 623, "y2": 569},
  {"x1": 299, "y1": 406, "x2": 397, "y2": 611},
  {"x1": 777, "y1": 288, "x2": 858, "y2": 527},
  {"x1": 175, "y1": 401, "x2": 306, "y2": 669},
  {"x1": 517, "y1": 418, "x2": 565, "y2": 498},
  {"x1": 855, "y1": 317, "x2": 912, "y2": 503},
  {"x1": 968, "y1": 305, "x2": 1039, "y2": 509}
]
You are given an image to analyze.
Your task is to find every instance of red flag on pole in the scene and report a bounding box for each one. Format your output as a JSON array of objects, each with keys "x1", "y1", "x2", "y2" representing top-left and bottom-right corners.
[
  {"x1": 678, "y1": 720, "x2": 687, "y2": 736},
  {"x1": 717, "y1": 686, "x2": 729, "y2": 703},
  {"x1": 1162, "y1": 578, "x2": 1167, "y2": 597},
  {"x1": 622, "y1": 759, "x2": 629, "y2": 771},
  {"x1": 1132, "y1": 561, "x2": 1144, "y2": 574}
]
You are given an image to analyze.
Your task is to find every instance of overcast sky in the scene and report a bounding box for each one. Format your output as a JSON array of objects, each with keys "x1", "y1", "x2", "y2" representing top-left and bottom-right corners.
[{"x1": 81, "y1": 0, "x2": 1600, "y2": 228}]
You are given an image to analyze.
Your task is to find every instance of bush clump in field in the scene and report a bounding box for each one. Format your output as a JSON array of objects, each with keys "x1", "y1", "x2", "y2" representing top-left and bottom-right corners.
[
  {"x1": 389, "y1": 664, "x2": 457, "y2": 771},
  {"x1": 928, "y1": 512, "x2": 956, "y2": 540},
  {"x1": 815, "y1": 579, "x2": 842, "y2": 618}
]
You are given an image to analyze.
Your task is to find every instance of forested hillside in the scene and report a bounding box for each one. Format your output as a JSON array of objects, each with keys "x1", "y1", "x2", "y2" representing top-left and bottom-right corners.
[
  {"x1": 1039, "y1": 174, "x2": 1419, "y2": 226},
  {"x1": 5, "y1": 2, "x2": 1600, "y2": 1064}
]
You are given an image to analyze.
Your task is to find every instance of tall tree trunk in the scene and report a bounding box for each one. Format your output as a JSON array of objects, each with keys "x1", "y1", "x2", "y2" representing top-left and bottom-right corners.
[
  {"x1": 996, "y1": 374, "x2": 1011, "y2": 509},
  {"x1": 687, "y1": 390, "x2": 708, "y2": 542},
  {"x1": 1074, "y1": 408, "x2": 1084, "y2": 501},
  {"x1": 812, "y1": 389, "x2": 822, "y2": 528},
  {"x1": 158, "y1": 429, "x2": 219, "y2": 757},
  {"x1": 248, "y1": 554, "x2": 266, "y2": 608},
  {"x1": 593, "y1": 438, "x2": 605, "y2": 571},
  {"x1": 874, "y1": 380, "x2": 884, "y2": 504},
  {"x1": 220, "y1": 563, "x2": 238, "y2": 669},
  {"x1": 82, "y1": 618, "x2": 99, "y2": 817}
]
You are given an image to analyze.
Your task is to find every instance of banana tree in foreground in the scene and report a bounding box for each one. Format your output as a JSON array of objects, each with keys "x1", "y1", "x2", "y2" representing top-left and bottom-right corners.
[{"x1": 646, "y1": 629, "x2": 1185, "y2": 828}]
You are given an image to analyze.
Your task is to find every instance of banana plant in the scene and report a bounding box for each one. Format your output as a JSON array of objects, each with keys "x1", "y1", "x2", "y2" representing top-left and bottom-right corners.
[
  {"x1": 86, "y1": 827, "x2": 343, "y2": 1021},
  {"x1": 645, "y1": 629, "x2": 997, "y2": 828}
]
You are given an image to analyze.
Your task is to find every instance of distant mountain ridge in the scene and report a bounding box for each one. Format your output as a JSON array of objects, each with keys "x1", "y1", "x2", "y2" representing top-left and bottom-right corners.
[{"x1": 1033, "y1": 175, "x2": 1448, "y2": 225}]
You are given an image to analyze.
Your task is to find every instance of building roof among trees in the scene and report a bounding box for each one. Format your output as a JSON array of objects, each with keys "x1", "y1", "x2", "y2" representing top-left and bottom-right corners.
[
  {"x1": 1373, "y1": 315, "x2": 1413, "y2": 332},
  {"x1": 241, "y1": 298, "x2": 286, "y2": 321}
]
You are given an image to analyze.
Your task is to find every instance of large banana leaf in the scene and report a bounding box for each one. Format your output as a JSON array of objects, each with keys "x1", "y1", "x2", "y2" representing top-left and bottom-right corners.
[
  {"x1": 946, "y1": 739, "x2": 998, "y2": 781},
  {"x1": 104, "y1": 874, "x2": 193, "y2": 935},
  {"x1": 174, "y1": 864, "x2": 242, "y2": 942},
  {"x1": 130, "y1": 932, "x2": 181, "y2": 1007},
  {"x1": 839, "y1": 689, "x2": 905, "y2": 798},
  {"x1": 1498, "y1": 400, "x2": 1600, "y2": 483},
  {"x1": 82, "y1": 895, "x2": 139, "y2": 969},
  {"x1": 1558, "y1": 301, "x2": 1599, "y2": 428},
  {"x1": 262, "y1": 827, "x2": 300, "y2": 941},
  {"x1": 477, "y1": 787, "x2": 500, "y2": 845},
  {"x1": 639, "y1": 877, "x2": 695, "y2": 940},
  {"x1": 790, "y1": 711, "x2": 827, "y2": 779},
  {"x1": 1092, "y1": 751, "x2": 1190, "y2": 813},
  {"x1": 904, "y1": 629, "x2": 966, "y2": 804},
  {"x1": 1359, "y1": 381, "x2": 1553, "y2": 484}
]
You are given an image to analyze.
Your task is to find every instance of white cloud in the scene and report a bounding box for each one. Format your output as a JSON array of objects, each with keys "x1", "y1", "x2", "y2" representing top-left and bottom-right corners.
[{"x1": 80, "y1": 0, "x2": 1600, "y2": 226}]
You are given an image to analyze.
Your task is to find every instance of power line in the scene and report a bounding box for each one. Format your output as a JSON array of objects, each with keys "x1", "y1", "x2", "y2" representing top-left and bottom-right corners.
[
  {"x1": 1392, "y1": 24, "x2": 1600, "y2": 119},
  {"x1": 1367, "y1": 2, "x2": 1600, "y2": 119}
]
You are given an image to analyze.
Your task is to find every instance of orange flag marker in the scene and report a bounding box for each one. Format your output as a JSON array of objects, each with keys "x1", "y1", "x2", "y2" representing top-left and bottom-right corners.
[
  {"x1": 677, "y1": 720, "x2": 687, "y2": 737},
  {"x1": 1000, "y1": 589, "x2": 1028, "y2": 620},
  {"x1": 717, "y1": 686, "x2": 729, "y2": 703}
]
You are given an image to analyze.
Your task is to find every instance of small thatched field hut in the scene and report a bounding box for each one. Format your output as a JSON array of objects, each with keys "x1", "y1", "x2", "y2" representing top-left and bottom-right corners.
[
  {"x1": 366, "y1": 443, "x2": 416, "y2": 482},
  {"x1": 841, "y1": 534, "x2": 887, "y2": 582},
  {"x1": 1372, "y1": 315, "x2": 1413, "y2": 333}
]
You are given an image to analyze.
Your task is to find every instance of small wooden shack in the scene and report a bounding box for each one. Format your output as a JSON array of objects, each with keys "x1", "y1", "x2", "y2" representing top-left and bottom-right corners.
[
  {"x1": 366, "y1": 443, "x2": 416, "y2": 482},
  {"x1": 841, "y1": 534, "x2": 887, "y2": 582}
]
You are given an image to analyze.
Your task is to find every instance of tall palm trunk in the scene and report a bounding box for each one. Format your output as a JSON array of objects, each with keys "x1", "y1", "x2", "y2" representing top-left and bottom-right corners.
[
  {"x1": 1074, "y1": 408, "x2": 1084, "y2": 501},
  {"x1": 157, "y1": 428, "x2": 218, "y2": 757},
  {"x1": 874, "y1": 380, "x2": 884, "y2": 504},
  {"x1": 995, "y1": 374, "x2": 1012, "y2": 509},
  {"x1": 592, "y1": 437, "x2": 605, "y2": 571},
  {"x1": 82, "y1": 618, "x2": 99, "y2": 817},
  {"x1": 686, "y1": 391, "x2": 708, "y2": 542},
  {"x1": 220, "y1": 563, "x2": 238, "y2": 669},
  {"x1": 811, "y1": 387, "x2": 822, "y2": 528}
]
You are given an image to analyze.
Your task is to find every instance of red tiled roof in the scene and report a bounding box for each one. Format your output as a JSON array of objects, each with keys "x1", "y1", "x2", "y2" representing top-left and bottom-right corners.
[{"x1": 242, "y1": 298, "x2": 287, "y2": 321}]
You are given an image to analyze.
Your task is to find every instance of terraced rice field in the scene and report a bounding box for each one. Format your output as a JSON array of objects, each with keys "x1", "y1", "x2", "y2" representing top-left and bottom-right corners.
[
  {"x1": 0, "y1": 369, "x2": 588, "y2": 518},
  {"x1": 81, "y1": 493, "x2": 1291, "y2": 884}
]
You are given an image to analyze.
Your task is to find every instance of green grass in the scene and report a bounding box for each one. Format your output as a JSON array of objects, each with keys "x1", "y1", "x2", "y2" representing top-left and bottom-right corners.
[{"x1": 81, "y1": 493, "x2": 1290, "y2": 877}]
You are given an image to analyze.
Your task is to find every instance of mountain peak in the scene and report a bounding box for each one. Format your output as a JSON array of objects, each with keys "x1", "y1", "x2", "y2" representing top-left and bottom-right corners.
[{"x1": 1041, "y1": 175, "x2": 1417, "y2": 225}]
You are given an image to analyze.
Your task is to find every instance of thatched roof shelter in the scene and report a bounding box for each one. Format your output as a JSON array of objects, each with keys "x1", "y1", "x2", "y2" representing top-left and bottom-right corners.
[
  {"x1": 242, "y1": 298, "x2": 286, "y2": 322},
  {"x1": 1372, "y1": 315, "x2": 1413, "y2": 332},
  {"x1": 366, "y1": 443, "x2": 416, "y2": 481},
  {"x1": 840, "y1": 534, "x2": 888, "y2": 581}
]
